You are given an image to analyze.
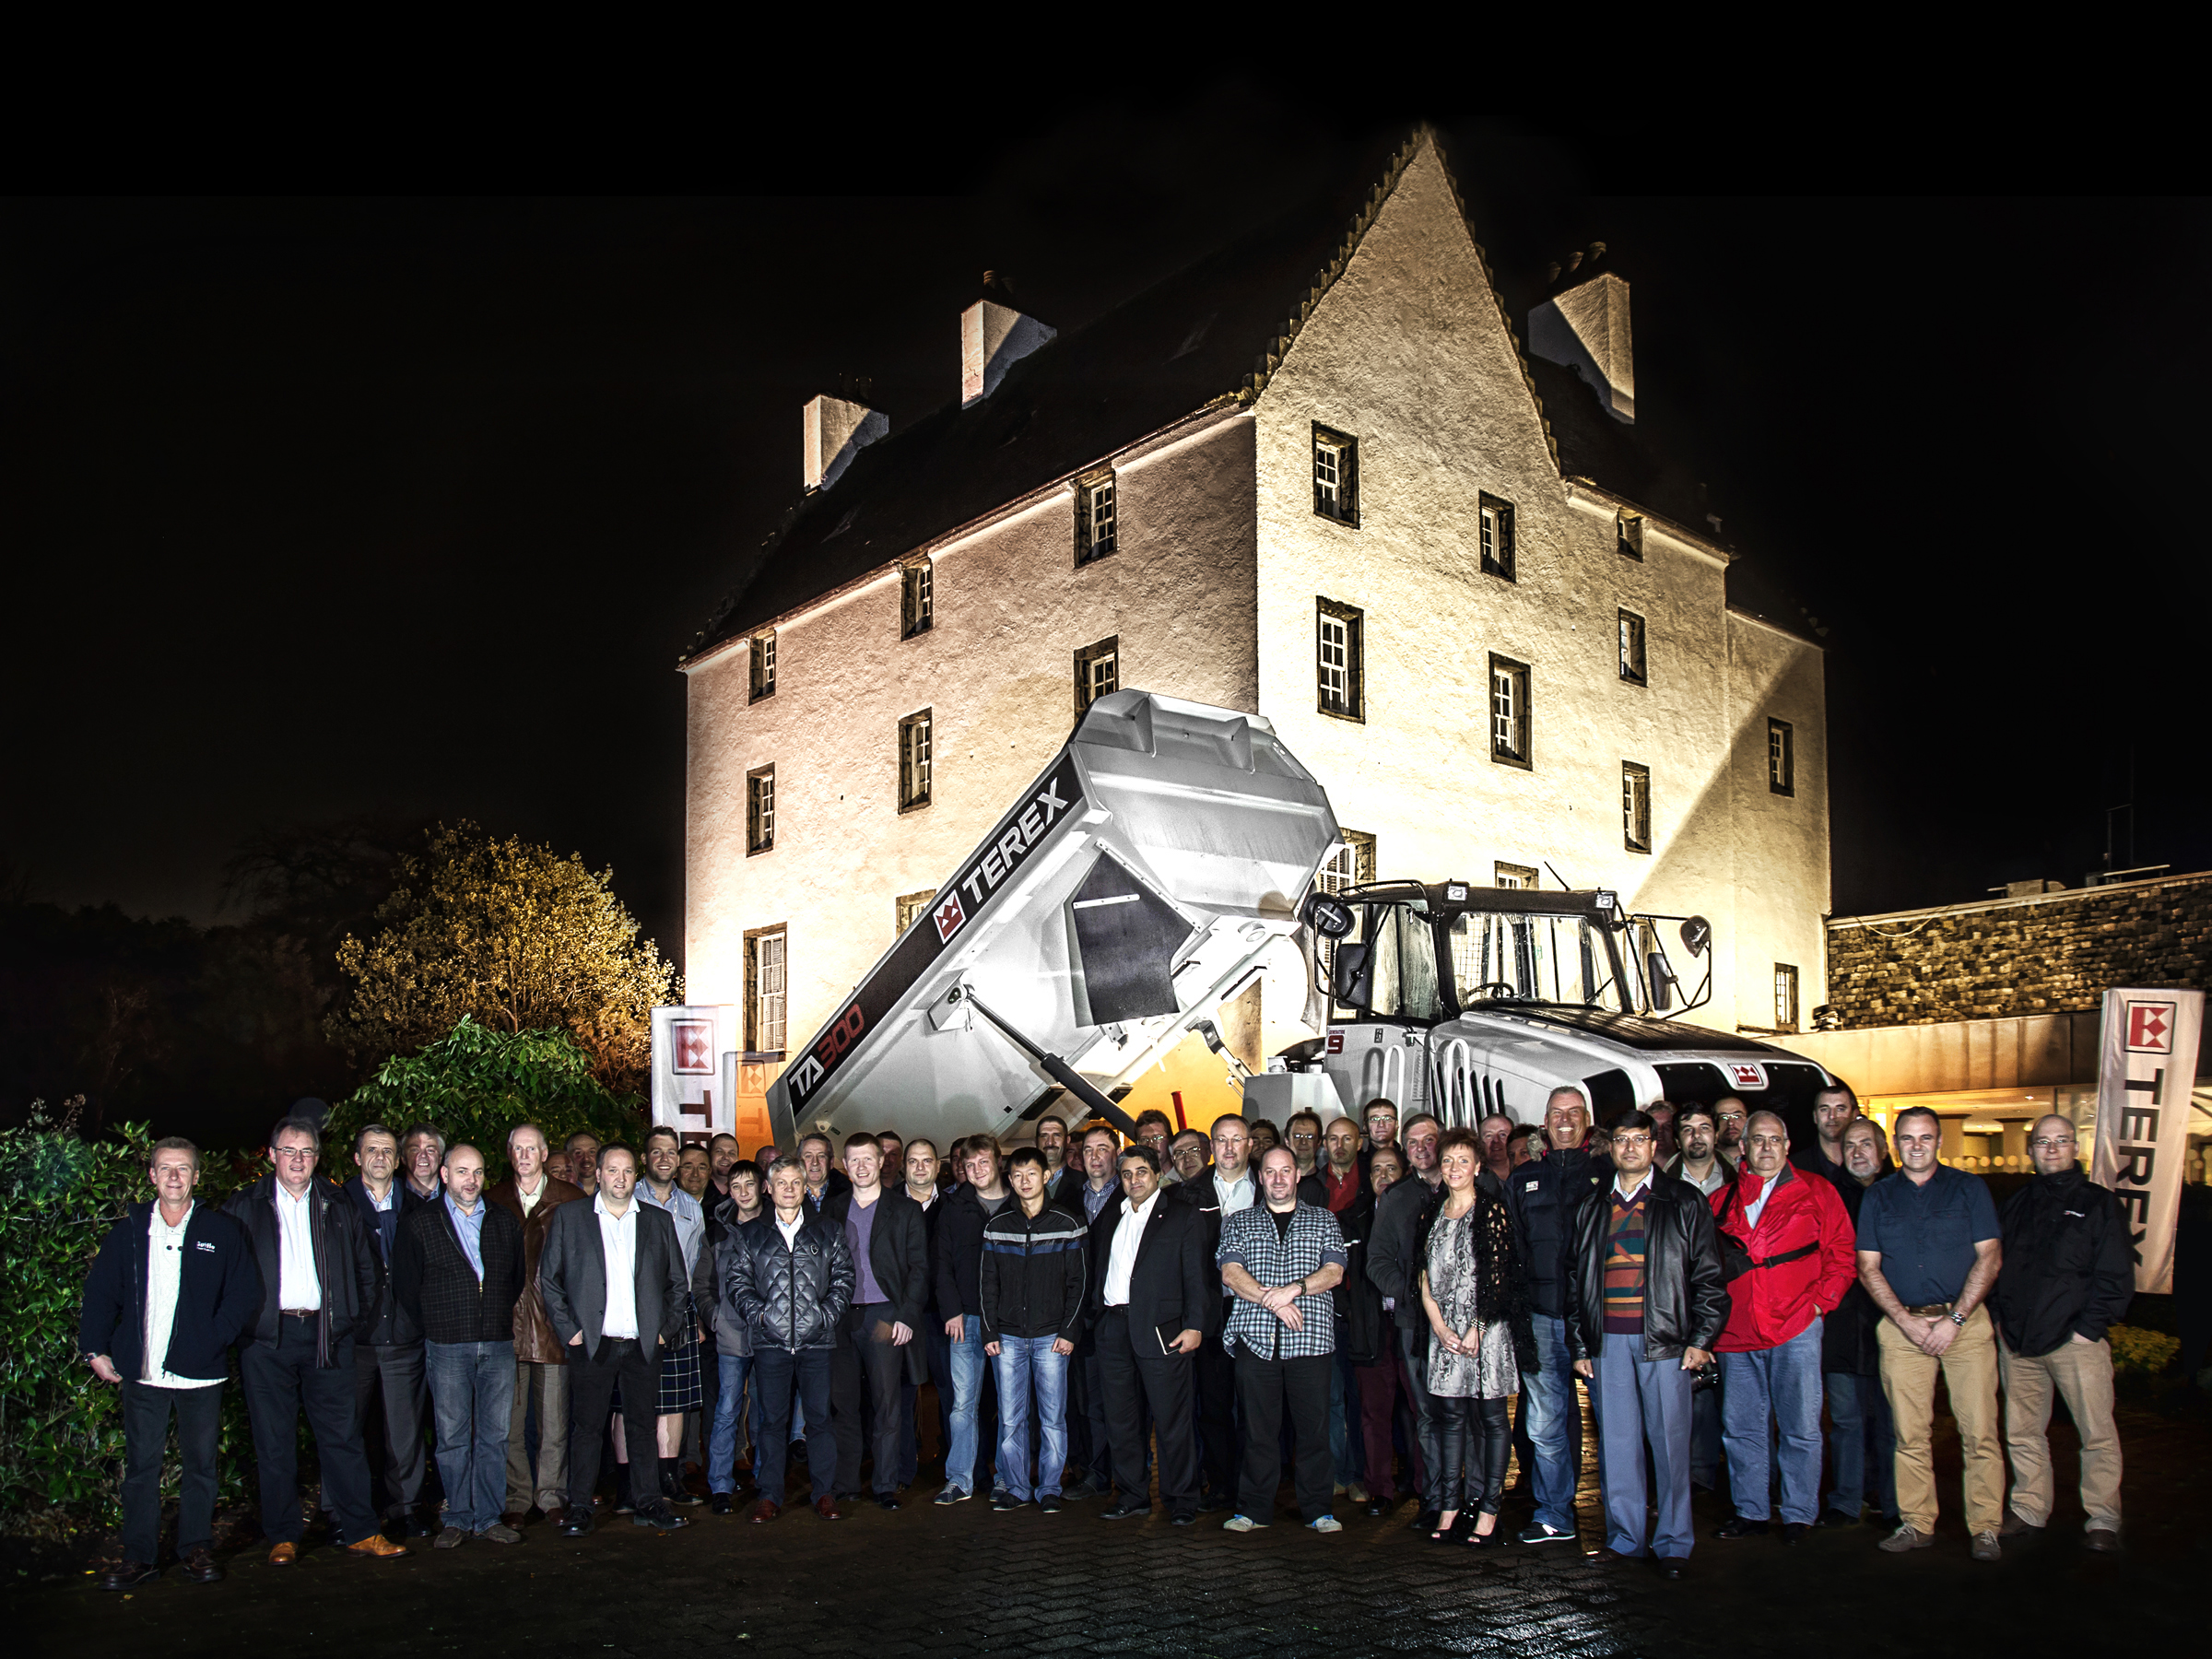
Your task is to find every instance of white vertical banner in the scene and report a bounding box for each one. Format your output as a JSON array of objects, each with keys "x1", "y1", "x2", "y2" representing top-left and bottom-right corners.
[
  {"x1": 2091, "y1": 986, "x2": 2202, "y2": 1294},
  {"x1": 651, "y1": 1005, "x2": 739, "y2": 1144}
]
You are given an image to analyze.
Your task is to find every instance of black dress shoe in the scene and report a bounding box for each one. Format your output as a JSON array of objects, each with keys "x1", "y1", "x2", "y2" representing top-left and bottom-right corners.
[
  {"x1": 1780, "y1": 1523, "x2": 1808, "y2": 1545},
  {"x1": 99, "y1": 1560, "x2": 159, "y2": 1591},
  {"x1": 1198, "y1": 1492, "x2": 1234, "y2": 1513},
  {"x1": 1713, "y1": 1515, "x2": 1770, "y2": 1539},
  {"x1": 175, "y1": 1547, "x2": 224, "y2": 1584},
  {"x1": 1410, "y1": 1509, "x2": 1442, "y2": 1535},
  {"x1": 1100, "y1": 1498, "x2": 1149, "y2": 1521},
  {"x1": 710, "y1": 1492, "x2": 733, "y2": 1515},
  {"x1": 558, "y1": 1514, "x2": 594, "y2": 1537},
  {"x1": 1171, "y1": 1510, "x2": 1196, "y2": 1526},
  {"x1": 1815, "y1": 1507, "x2": 1861, "y2": 1527},
  {"x1": 631, "y1": 1505, "x2": 688, "y2": 1531},
  {"x1": 404, "y1": 1510, "x2": 437, "y2": 1537},
  {"x1": 1652, "y1": 1556, "x2": 1688, "y2": 1580},
  {"x1": 877, "y1": 1493, "x2": 900, "y2": 1512},
  {"x1": 1365, "y1": 1500, "x2": 1390, "y2": 1518}
]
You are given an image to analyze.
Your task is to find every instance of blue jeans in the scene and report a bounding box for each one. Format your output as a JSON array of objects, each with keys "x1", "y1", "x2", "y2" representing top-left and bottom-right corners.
[
  {"x1": 943, "y1": 1315, "x2": 988, "y2": 1494},
  {"x1": 1523, "y1": 1313, "x2": 1582, "y2": 1533},
  {"x1": 1824, "y1": 1370, "x2": 1896, "y2": 1519},
  {"x1": 1720, "y1": 1319, "x2": 1824, "y2": 1524},
  {"x1": 708, "y1": 1352, "x2": 759, "y2": 1494},
  {"x1": 1593, "y1": 1331, "x2": 1694, "y2": 1559},
  {"x1": 423, "y1": 1338, "x2": 515, "y2": 1533},
  {"x1": 992, "y1": 1335, "x2": 1069, "y2": 1500}
]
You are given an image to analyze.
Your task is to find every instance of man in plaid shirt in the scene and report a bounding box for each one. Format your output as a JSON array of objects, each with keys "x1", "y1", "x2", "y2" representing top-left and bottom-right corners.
[{"x1": 1217, "y1": 1147, "x2": 1348, "y2": 1534}]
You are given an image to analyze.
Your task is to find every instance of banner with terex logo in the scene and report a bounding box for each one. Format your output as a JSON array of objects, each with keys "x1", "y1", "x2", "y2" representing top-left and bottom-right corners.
[
  {"x1": 781, "y1": 752, "x2": 1087, "y2": 1114},
  {"x1": 2091, "y1": 986, "x2": 2203, "y2": 1294}
]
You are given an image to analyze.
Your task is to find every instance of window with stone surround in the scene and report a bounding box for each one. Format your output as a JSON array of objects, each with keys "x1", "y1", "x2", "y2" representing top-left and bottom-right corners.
[
  {"x1": 744, "y1": 926, "x2": 786, "y2": 1054},
  {"x1": 1618, "y1": 609, "x2": 1647, "y2": 686},
  {"x1": 900, "y1": 561, "x2": 933, "y2": 639},
  {"x1": 1617, "y1": 509, "x2": 1644, "y2": 559},
  {"x1": 1769, "y1": 718, "x2": 1795, "y2": 796},
  {"x1": 1773, "y1": 963, "x2": 1800, "y2": 1032},
  {"x1": 1479, "y1": 493, "x2": 1516, "y2": 582},
  {"x1": 1622, "y1": 761, "x2": 1651, "y2": 853},
  {"x1": 1075, "y1": 637, "x2": 1119, "y2": 719},
  {"x1": 1317, "y1": 598, "x2": 1364, "y2": 721},
  {"x1": 1490, "y1": 653, "x2": 1531, "y2": 768},
  {"x1": 1312, "y1": 425, "x2": 1359, "y2": 526},
  {"x1": 899, "y1": 710, "x2": 933, "y2": 812},
  {"x1": 1076, "y1": 471, "x2": 1117, "y2": 564},
  {"x1": 747, "y1": 766, "x2": 775, "y2": 854},
  {"x1": 748, "y1": 631, "x2": 777, "y2": 701}
]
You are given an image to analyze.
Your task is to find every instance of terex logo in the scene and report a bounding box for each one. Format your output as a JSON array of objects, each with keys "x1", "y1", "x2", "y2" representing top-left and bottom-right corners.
[
  {"x1": 954, "y1": 779, "x2": 1071, "y2": 908},
  {"x1": 2126, "y1": 999, "x2": 2176, "y2": 1054},
  {"x1": 934, "y1": 893, "x2": 967, "y2": 943}
]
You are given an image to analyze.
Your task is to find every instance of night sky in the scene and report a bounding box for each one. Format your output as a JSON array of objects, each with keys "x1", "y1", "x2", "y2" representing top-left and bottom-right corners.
[{"x1": 6, "y1": 109, "x2": 2208, "y2": 977}]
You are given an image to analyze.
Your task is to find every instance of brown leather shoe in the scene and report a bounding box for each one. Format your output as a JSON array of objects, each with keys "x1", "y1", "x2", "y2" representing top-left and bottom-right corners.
[
  {"x1": 749, "y1": 1499, "x2": 782, "y2": 1524},
  {"x1": 500, "y1": 1511, "x2": 530, "y2": 1530},
  {"x1": 99, "y1": 1559, "x2": 160, "y2": 1591},
  {"x1": 347, "y1": 1532, "x2": 410, "y2": 1559},
  {"x1": 266, "y1": 1541, "x2": 299, "y2": 1567},
  {"x1": 2084, "y1": 1526, "x2": 2122, "y2": 1553},
  {"x1": 175, "y1": 1547, "x2": 223, "y2": 1584},
  {"x1": 539, "y1": 1507, "x2": 566, "y2": 1529},
  {"x1": 813, "y1": 1496, "x2": 842, "y2": 1521}
]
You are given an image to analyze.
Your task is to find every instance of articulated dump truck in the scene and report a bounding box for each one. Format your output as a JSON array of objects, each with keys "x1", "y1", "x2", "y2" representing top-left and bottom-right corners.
[
  {"x1": 767, "y1": 688, "x2": 1839, "y2": 1147},
  {"x1": 764, "y1": 691, "x2": 1341, "y2": 1148}
]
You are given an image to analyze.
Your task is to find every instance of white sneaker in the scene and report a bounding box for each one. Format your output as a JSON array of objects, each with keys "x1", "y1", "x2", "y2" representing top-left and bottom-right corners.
[
  {"x1": 1310, "y1": 1515, "x2": 1344, "y2": 1534},
  {"x1": 1223, "y1": 1513, "x2": 1265, "y2": 1532}
]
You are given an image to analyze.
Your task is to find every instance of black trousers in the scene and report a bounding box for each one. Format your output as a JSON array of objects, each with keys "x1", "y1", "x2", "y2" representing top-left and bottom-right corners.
[
  {"x1": 1234, "y1": 1344, "x2": 1333, "y2": 1524},
  {"x1": 1433, "y1": 1394, "x2": 1512, "y2": 1516},
  {"x1": 1193, "y1": 1298, "x2": 1238, "y2": 1498},
  {"x1": 121, "y1": 1380, "x2": 222, "y2": 1562},
  {"x1": 566, "y1": 1337, "x2": 663, "y2": 1516},
  {"x1": 1398, "y1": 1324, "x2": 1446, "y2": 1512},
  {"x1": 831, "y1": 1301, "x2": 908, "y2": 1496},
  {"x1": 754, "y1": 1346, "x2": 835, "y2": 1503},
  {"x1": 354, "y1": 1340, "x2": 428, "y2": 1517},
  {"x1": 239, "y1": 1317, "x2": 375, "y2": 1544},
  {"x1": 1096, "y1": 1308, "x2": 1198, "y2": 1512}
]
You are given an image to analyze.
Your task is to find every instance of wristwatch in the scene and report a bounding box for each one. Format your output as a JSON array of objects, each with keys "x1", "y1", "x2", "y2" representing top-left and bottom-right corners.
[{"x1": 1948, "y1": 1309, "x2": 1968, "y2": 1327}]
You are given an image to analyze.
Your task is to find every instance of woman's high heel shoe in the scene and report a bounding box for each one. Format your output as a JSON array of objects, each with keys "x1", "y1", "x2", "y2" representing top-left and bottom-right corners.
[
  {"x1": 1466, "y1": 1512, "x2": 1504, "y2": 1547},
  {"x1": 1430, "y1": 1510, "x2": 1462, "y2": 1543}
]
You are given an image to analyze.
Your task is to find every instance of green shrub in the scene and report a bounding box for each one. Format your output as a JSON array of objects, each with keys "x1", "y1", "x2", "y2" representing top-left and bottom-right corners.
[
  {"x1": 2109, "y1": 1324, "x2": 2181, "y2": 1376},
  {"x1": 0, "y1": 1107, "x2": 255, "y2": 1533},
  {"x1": 324, "y1": 1016, "x2": 646, "y2": 1186}
]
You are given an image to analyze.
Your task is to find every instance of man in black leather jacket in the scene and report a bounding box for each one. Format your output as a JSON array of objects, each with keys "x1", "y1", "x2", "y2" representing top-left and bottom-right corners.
[
  {"x1": 1565, "y1": 1111, "x2": 1727, "y2": 1577},
  {"x1": 729, "y1": 1155, "x2": 855, "y2": 1523}
]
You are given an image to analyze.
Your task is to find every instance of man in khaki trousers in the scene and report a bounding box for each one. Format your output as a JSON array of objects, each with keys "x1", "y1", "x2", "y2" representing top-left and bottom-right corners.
[
  {"x1": 487, "y1": 1123, "x2": 586, "y2": 1524},
  {"x1": 1854, "y1": 1107, "x2": 2006, "y2": 1559},
  {"x1": 1992, "y1": 1115, "x2": 2131, "y2": 1550}
]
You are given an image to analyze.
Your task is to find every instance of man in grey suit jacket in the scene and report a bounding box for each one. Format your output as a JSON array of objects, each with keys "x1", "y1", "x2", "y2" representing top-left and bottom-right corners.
[{"x1": 537, "y1": 1144, "x2": 700, "y2": 1535}]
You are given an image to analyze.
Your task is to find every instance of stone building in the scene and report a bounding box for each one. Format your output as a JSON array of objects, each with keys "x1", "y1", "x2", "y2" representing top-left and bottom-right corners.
[{"x1": 677, "y1": 128, "x2": 1830, "y2": 1116}]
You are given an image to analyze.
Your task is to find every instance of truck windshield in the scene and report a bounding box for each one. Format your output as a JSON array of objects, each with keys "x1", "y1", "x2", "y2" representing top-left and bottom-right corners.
[{"x1": 1354, "y1": 901, "x2": 1637, "y2": 1021}]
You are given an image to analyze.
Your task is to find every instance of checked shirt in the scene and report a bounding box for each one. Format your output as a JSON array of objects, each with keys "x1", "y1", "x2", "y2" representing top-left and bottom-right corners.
[{"x1": 1217, "y1": 1200, "x2": 1348, "y2": 1359}]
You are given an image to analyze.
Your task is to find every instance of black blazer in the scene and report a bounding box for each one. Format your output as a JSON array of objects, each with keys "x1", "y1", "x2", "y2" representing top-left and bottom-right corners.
[
  {"x1": 78, "y1": 1200, "x2": 260, "y2": 1380},
  {"x1": 394, "y1": 1196, "x2": 526, "y2": 1346},
  {"x1": 820, "y1": 1185, "x2": 932, "y2": 1331},
  {"x1": 223, "y1": 1175, "x2": 379, "y2": 1367},
  {"x1": 343, "y1": 1177, "x2": 435, "y2": 1347},
  {"x1": 537, "y1": 1195, "x2": 695, "y2": 1359},
  {"x1": 1085, "y1": 1190, "x2": 1214, "y2": 1347}
]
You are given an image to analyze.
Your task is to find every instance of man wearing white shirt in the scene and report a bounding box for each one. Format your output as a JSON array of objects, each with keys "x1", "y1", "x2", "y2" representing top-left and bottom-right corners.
[
  {"x1": 537, "y1": 1144, "x2": 696, "y2": 1536},
  {"x1": 81, "y1": 1138, "x2": 259, "y2": 1588}
]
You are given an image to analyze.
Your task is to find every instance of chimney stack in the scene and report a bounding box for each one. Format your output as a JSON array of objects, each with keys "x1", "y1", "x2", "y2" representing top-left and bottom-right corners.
[
  {"x1": 1526, "y1": 250, "x2": 1634, "y2": 424},
  {"x1": 961, "y1": 273, "x2": 1056, "y2": 406},
  {"x1": 802, "y1": 393, "x2": 888, "y2": 491}
]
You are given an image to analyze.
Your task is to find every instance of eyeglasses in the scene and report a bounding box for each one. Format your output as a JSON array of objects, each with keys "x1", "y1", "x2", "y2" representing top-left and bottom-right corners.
[
  {"x1": 1612, "y1": 1134, "x2": 1653, "y2": 1148},
  {"x1": 272, "y1": 1147, "x2": 316, "y2": 1162},
  {"x1": 2030, "y1": 1137, "x2": 2076, "y2": 1151}
]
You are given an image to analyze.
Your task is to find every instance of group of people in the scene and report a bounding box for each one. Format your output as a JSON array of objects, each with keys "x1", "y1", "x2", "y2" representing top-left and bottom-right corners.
[{"x1": 76, "y1": 1080, "x2": 2132, "y2": 1589}]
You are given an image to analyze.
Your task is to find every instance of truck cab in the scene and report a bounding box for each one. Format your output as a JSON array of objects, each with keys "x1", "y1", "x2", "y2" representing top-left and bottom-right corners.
[{"x1": 1292, "y1": 879, "x2": 1835, "y2": 1131}]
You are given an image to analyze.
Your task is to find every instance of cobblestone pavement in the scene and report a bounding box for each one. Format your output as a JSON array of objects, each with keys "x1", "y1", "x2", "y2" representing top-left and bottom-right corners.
[{"x1": 19, "y1": 1400, "x2": 2202, "y2": 1658}]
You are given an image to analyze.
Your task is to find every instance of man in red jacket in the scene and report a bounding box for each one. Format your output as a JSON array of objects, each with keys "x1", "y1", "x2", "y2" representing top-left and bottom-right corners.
[{"x1": 1709, "y1": 1110, "x2": 1856, "y2": 1544}]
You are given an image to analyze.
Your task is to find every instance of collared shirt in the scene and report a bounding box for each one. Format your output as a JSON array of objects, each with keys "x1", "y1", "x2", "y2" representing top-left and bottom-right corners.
[
  {"x1": 1740, "y1": 1166, "x2": 1788, "y2": 1230},
  {"x1": 636, "y1": 1180, "x2": 705, "y2": 1277},
  {"x1": 1104, "y1": 1189, "x2": 1162, "y2": 1307},
  {"x1": 275, "y1": 1183, "x2": 321, "y2": 1310},
  {"x1": 1321, "y1": 1165, "x2": 1359, "y2": 1214},
  {"x1": 1083, "y1": 1179, "x2": 1119, "y2": 1224},
  {"x1": 144, "y1": 1203, "x2": 223, "y2": 1389},
  {"x1": 359, "y1": 1179, "x2": 401, "y2": 1265},
  {"x1": 1855, "y1": 1162, "x2": 2001, "y2": 1307},
  {"x1": 775, "y1": 1212, "x2": 804, "y2": 1251},
  {"x1": 1614, "y1": 1171, "x2": 1653, "y2": 1204},
  {"x1": 594, "y1": 1192, "x2": 641, "y2": 1339},
  {"x1": 1671, "y1": 1158, "x2": 1732, "y2": 1197},
  {"x1": 445, "y1": 1191, "x2": 487, "y2": 1284},
  {"x1": 1212, "y1": 1169, "x2": 1255, "y2": 1217},
  {"x1": 516, "y1": 1174, "x2": 547, "y2": 1217},
  {"x1": 906, "y1": 1186, "x2": 936, "y2": 1214}
]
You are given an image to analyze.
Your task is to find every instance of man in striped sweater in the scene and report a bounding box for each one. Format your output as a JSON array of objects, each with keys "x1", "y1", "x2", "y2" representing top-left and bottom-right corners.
[
  {"x1": 978, "y1": 1148, "x2": 1088, "y2": 1512},
  {"x1": 1566, "y1": 1111, "x2": 1729, "y2": 1579}
]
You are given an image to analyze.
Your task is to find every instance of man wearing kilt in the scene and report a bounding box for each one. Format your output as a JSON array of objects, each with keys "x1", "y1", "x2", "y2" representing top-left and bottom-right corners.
[{"x1": 638, "y1": 1126, "x2": 713, "y2": 1509}]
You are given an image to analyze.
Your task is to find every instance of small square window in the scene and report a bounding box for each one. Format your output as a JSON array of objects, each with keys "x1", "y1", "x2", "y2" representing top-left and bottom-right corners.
[
  {"x1": 1622, "y1": 761, "x2": 1651, "y2": 853},
  {"x1": 1618, "y1": 610, "x2": 1647, "y2": 686},
  {"x1": 1773, "y1": 963, "x2": 1800, "y2": 1032},
  {"x1": 744, "y1": 926, "x2": 787, "y2": 1054},
  {"x1": 1316, "y1": 598, "x2": 1364, "y2": 721},
  {"x1": 1768, "y1": 718, "x2": 1795, "y2": 796},
  {"x1": 1478, "y1": 493, "x2": 1516, "y2": 582},
  {"x1": 1074, "y1": 637, "x2": 1120, "y2": 719},
  {"x1": 747, "y1": 766, "x2": 776, "y2": 855},
  {"x1": 899, "y1": 710, "x2": 933, "y2": 812},
  {"x1": 900, "y1": 562, "x2": 933, "y2": 639},
  {"x1": 1494, "y1": 861, "x2": 1538, "y2": 890},
  {"x1": 1076, "y1": 471, "x2": 1117, "y2": 564},
  {"x1": 894, "y1": 890, "x2": 934, "y2": 936},
  {"x1": 748, "y1": 632, "x2": 777, "y2": 702},
  {"x1": 1312, "y1": 425, "x2": 1359, "y2": 525},
  {"x1": 1617, "y1": 509, "x2": 1644, "y2": 560},
  {"x1": 1489, "y1": 653, "x2": 1531, "y2": 768},
  {"x1": 1315, "y1": 830, "x2": 1376, "y2": 895}
]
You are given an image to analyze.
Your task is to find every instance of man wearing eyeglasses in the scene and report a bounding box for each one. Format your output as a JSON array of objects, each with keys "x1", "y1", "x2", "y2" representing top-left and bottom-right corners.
[
  {"x1": 1991, "y1": 1115, "x2": 2131, "y2": 1552},
  {"x1": 225, "y1": 1116, "x2": 409, "y2": 1564}
]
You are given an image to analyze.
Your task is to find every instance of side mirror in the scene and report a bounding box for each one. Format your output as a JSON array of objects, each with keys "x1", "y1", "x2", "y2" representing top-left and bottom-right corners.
[
  {"x1": 1647, "y1": 949, "x2": 1677, "y2": 1013},
  {"x1": 1302, "y1": 892, "x2": 1356, "y2": 940},
  {"x1": 1330, "y1": 940, "x2": 1373, "y2": 1007},
  {"x1": 1679, "y1": 915, "x2": 1712, "y2": 958}
]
